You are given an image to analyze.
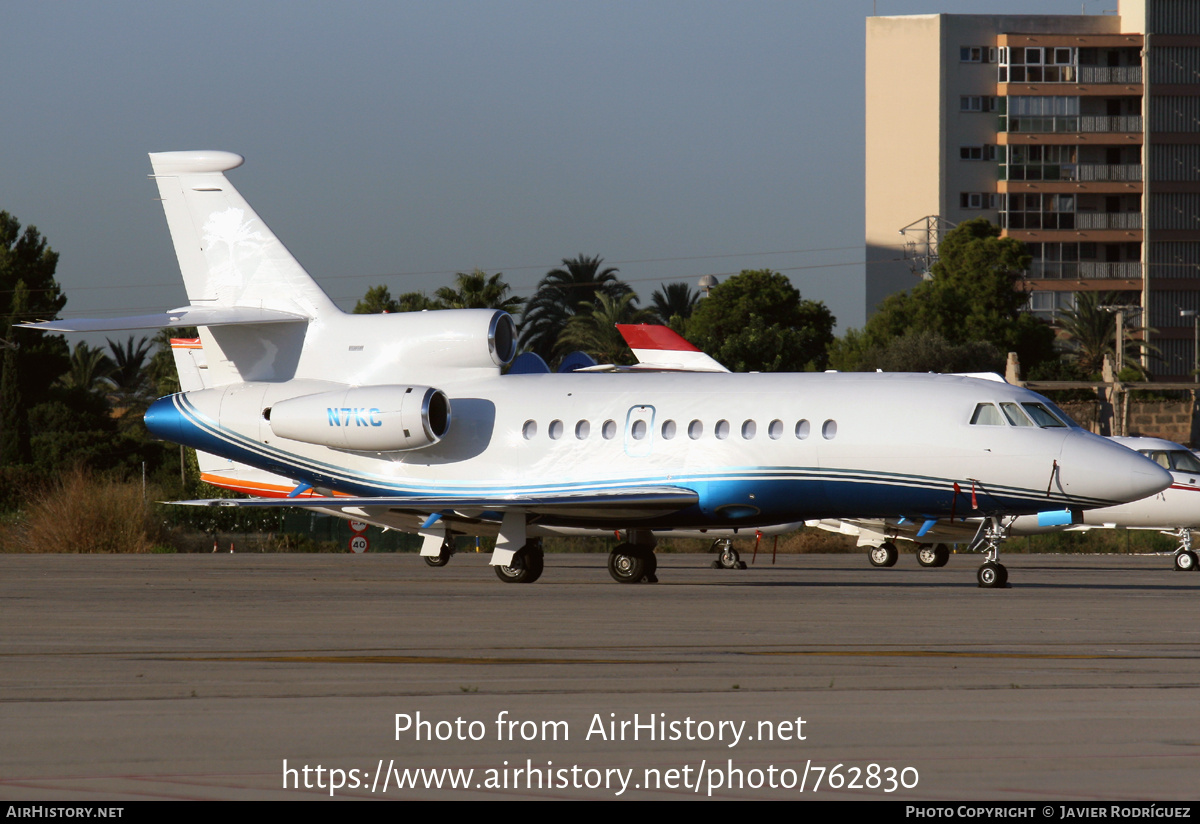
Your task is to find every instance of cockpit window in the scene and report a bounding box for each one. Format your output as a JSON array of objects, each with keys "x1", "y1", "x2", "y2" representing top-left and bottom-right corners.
[
  {"x1": 1022, "y1": 402, "x2": 1067, "y2": 428},
  {"x1": 1141, "y1": 450, "x2": 1172, "y2": 469},
  {"x1": 1001, "y1": 402, "x2": 1034, "y2": 427},
  {"x1": 1171, "y1": 451, "x2": 1200, "y2": 473},
  {"x1": 1141, "y1": 449, "x2": 1200, "y2": 473},
  {"x1": 970, "y1": 403, "x2": 1004, "y2": 425}
]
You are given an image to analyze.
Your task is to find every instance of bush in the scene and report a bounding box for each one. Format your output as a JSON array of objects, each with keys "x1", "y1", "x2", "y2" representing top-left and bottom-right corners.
[{"x1": 0, "y1": 468, "x2": 171, "y2": 553}]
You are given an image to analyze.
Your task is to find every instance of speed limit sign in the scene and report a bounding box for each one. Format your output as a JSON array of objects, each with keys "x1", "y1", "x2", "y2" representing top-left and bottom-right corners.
[
  {"x1": 349, "y1": 520, "x2": 368, "y2": 533},
  {"x1": 349, "y1": 534, "x2": 369, "y2": 553}
]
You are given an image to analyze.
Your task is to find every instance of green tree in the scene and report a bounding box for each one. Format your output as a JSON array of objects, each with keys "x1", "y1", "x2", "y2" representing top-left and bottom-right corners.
[
  {"x1": 353, "y1": 285, "x2": 439, "y2": 314},
  {"x1": 520, "y1": 255, "x2": 631, "y2": 362},
  {"x1": 0, "y1": 212, "x2": 69, "y2": 409},
  {"x1": 434, "y1": 269, "x2": 524, "y2": 314},
  {"x1": 0, "y1": 281, "x2": 31, "y2": 464},
  {"x1": 650, "y1": 282, "x2": 699, "y2": 332},
  {"x1": 847, "y1": 218, "x2": 1054, "y2": 372},
  {"x1": 555, "y1": 291, "x2": 655, "y2": 365},
  {"x1": 1056, "y1": 291, "x2": 1153, "y2": 377},
  {"x1": 58, "y1": 341, "x2": 115, "y2": 393},
  {"x1": 685, "y1": 269, "x2": 835, "y2": 372},
  {"x1": 106, "y1": 335, "x2": 154, "y2": 421}
]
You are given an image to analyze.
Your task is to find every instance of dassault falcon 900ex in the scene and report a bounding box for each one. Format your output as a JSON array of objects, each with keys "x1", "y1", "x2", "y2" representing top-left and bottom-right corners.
[{"x1": 23, "y1": 151, "x2": 1172, "y2": 588}]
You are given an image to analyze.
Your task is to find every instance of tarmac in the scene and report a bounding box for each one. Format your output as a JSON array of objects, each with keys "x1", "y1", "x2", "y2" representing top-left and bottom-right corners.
[{"x1": 1, "y1": 551, "x2": 1198, "y2": 801}]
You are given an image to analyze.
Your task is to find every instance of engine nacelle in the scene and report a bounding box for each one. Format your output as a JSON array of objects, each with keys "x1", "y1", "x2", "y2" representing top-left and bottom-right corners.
[{"x1": 266, "y1": 385, "x2": 450, "y2": 451}]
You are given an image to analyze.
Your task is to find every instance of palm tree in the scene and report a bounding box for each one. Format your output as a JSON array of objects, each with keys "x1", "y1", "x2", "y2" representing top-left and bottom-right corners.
[
  {"x1": 554, "y1": 292, "x2": 655, "y2": 365},
  {"x1": 434, "y1": 269, "x2": 524, "y2": 314},
  {"x1": 57, "y1": 341, "x2": 115, "y2": 394},
  {"x1": 1057, "y1": 292, "x2": 1154, "y2": 377},
  {"x1": 650, "y1": 282, "x2": 699, "y2": 330},
  {"x1": 105, "y1": 335, "x2": 153, "y2": 415},
  {"x1": 519, "y1": 254, "x2": 631, "y2": 361}
]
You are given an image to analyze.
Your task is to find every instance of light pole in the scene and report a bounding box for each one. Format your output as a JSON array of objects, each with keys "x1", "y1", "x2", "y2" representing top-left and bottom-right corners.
[{"x1": 1181, "y1": 309, "x2": 1199, "y2": 383}]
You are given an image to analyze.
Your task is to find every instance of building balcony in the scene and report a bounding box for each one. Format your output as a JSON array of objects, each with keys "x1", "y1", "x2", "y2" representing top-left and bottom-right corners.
[
  {"x1": 1005, "y1": 115, "x2": 1143, "y2": 133},
  {"x1": 1029, "y1": 261, "x2": 1143, "y2": 280},
  {"x1": 1004, "y1": 164, "x2": 1142, "y2": 183},
  {"x1": 1078, "y1": 66, "x2": 1142, "y2": 84},
  {"x1": 1075, "y1": 212, "x2": 1142, "y2": 230}
]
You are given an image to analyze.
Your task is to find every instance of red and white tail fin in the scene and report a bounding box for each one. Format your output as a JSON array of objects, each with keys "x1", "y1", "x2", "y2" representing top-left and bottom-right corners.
[{"x1": 615, "y1": 324, "x2": 729, "y2": 373}]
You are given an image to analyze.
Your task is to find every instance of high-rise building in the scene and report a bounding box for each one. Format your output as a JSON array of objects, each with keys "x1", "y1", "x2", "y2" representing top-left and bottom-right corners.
[{"x1": 865, "y1": 0, "x2": 1200, "y2": 379}]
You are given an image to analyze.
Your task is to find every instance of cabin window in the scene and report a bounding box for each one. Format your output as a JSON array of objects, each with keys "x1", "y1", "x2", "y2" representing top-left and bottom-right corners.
[
  {"x1": 970, "y1": 403, "x2": 1004, "y2": 425},
  {"x1": 822, "y1": 419, "x2": 838, "y2": 439},
  {"x1": 795, "y1": 419, "x2": 811, "y2": 439},
  {"x1": 688, "y1": 420, "x2": 703, "y2": 439},
  {"x1": 575, "y1": 420, "x2": 590, "y2": 439},
  {"x1": 768, "y1": 419, "x2": 783, "y2": 439},
  {"x1": 602, "y1": 420, "x2": 617, "y2": 439},
  {"x1": 1000, "y1": 402, "x2": 1034, "y2": 427},
  {"x1": 741, "y1": 420, "x2": 756, "y2": 439},
  {"x1": 522, "y1": 420, "x2": 537, "y2": 439},
  {"x1": 715, "y1": 419, "x2": 730, "y2": 440},
  {"x1": 661, "y1": 419, "x2": 677, "y2": 439},
  {"x1": 548, "y1": 419, "x2": 564, "y2": 439},
  {"x1": 631, "y1": 420, "x2": 647, "y2": 440}
]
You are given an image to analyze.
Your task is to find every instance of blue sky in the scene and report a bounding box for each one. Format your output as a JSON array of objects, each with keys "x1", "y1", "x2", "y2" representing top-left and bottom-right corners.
[{"x1": 2, "y1": 0, "x2": 1094, "y2": 337}]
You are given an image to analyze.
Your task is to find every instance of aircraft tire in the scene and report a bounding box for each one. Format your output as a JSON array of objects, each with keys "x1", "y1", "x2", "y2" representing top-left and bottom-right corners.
[
  {"x1": 608, "y1": 544, "x2": 647, "y2": 584},
  {"x1": 494, "y1": 546, "x2": 544, "y2": 584},
  {"x1": 868, "y1": 542, "x2": 899, "y2": 568},
  {"x1": 719, "y1": 546, "x2": 741, "y2": 569},
  {"x1": 1174, "y1": 550, "x2": 1197, "y2": 572},
  {"x1": 977, "y1": 561, "x2": 1007, "y2": 589},
  {"x1": 933, "y1": 545, "x2": 951, "y2": 567},
  {"x1": 424, "y1": 548, "x2": 451, "y2": 567},
  {"x1": 916, "y1": 544, "x2": 939, "y2": 567},
  {"x1": 640, "y1": 551, "x2": 659, "y2": 583}
]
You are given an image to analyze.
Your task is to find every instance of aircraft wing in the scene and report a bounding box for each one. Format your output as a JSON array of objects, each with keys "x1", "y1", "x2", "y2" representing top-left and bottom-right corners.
[{"x1": 170, "y1": 486, "x2": 699, "y2": 522}]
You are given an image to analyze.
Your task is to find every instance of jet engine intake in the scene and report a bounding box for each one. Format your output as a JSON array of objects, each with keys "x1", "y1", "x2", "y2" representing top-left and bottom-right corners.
[{"x1": 267, "y1": 385, "x2": 450, "y2": 451}]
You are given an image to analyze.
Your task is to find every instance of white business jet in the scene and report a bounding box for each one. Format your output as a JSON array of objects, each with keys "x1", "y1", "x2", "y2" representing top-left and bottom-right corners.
[
  {"x1": 818, "y1": 436, "x2": 1200, "y2": 573},
  {"x1": 22, "y1": 151, "x2": 1172, "y2": 587}
]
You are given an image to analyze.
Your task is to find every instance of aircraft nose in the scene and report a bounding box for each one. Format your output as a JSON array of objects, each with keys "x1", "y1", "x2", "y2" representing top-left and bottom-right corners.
[{"x1": 1059, "y1": 431, "x2": 1172, "y2": 505}]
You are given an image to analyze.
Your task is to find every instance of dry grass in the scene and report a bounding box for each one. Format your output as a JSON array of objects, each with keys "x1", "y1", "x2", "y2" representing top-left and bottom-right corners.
[{"x1": 0, "y1": 468, "x2": 169, "y2": 553}]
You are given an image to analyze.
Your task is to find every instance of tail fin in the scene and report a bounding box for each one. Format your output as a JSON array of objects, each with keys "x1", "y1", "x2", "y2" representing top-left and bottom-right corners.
[{"x1": 149, "y1": 151, "x2": 339, "y2": 317}]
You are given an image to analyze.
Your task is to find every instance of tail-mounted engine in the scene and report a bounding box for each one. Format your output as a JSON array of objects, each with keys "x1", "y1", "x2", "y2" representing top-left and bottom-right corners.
[{"x1": 267, "y1": 385, "x2": 450, "y2": 451}]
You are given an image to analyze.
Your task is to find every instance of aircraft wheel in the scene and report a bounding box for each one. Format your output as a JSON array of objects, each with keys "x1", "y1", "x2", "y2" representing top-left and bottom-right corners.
[
  {"x1": 933, "y1": 545, "x2": 951, "y2": 567},
  {"x1": 719, "y1": 546, "x2": 741, "y2": 569},
  {"x1": 423, "y1": 547, "x2": 451, "y2": 567},
  {"x1": 868, "y1": 542, "x2": 898, "y2": 568},
  {"x1": 916, "y1": 544, "x2": 939, "y2": 568},
  {"x1": 977, "y1": 561, "x2": 1007, "y2": 589},
  {"x1": 494, "y1": 545, "x2": 544, "y2": 584},
  {"x1": 641, "y1": 551, "x2": 659, "y2": 583},
  {"x1": 1174, "y1": 550, "x2": 1197, "y2": 572},
  {"x1": 608, "y1": 544, "x2": 647, "y2": 584}
]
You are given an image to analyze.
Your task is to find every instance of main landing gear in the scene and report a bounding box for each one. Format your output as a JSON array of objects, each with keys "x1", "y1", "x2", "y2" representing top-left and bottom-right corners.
[
  {"x1": 494, "y1": 539, "x2": 545, "y2": 584},
  {"x1": 867, "y1": 542, "x2": 899, "y2": 568},
  {"x1": 710, "y1": 538, "x2": 747, "y2": 570},
  {"x1": 608, "y1": 543, "x2": 658, "y2": 583},
  {"x1": 1171, "y1": 529, "x2": 1198, "y2": 572},
  {"x1": 423, "y1": 535, "x2": 455, "y2": 567},
  {"x1": 916, "y1": 543, "x2": 951, "y2": 568},
  {"x1": 969, "y1": 517, "x2": 1010, "y2": 589}
]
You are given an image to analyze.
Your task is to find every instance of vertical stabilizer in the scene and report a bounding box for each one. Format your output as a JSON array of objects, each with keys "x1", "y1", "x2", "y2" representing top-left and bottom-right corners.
[{"x1": 148, "y1": 151, "x2": 339, "y2": 318}]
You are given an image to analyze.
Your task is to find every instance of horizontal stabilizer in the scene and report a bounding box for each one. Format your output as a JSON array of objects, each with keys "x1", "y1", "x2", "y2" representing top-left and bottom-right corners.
[{"x1": 20, "y1": 305, "x2": 309, "y2": 333}]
